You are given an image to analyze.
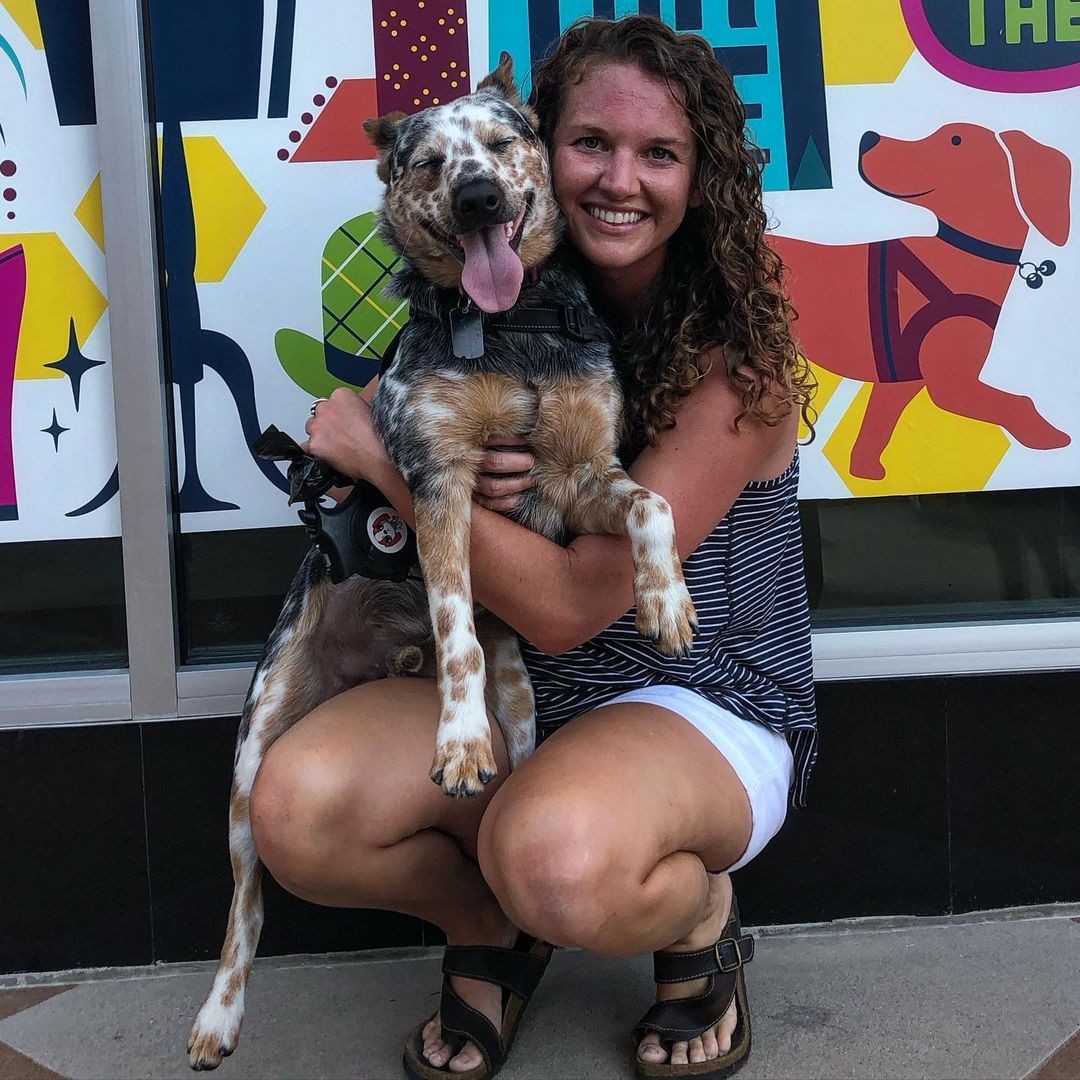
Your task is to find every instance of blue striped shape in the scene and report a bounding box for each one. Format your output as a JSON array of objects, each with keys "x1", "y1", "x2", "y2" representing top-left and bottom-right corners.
[{"x1": 522, "y1": 454, "x2": 818, "y2": 808}]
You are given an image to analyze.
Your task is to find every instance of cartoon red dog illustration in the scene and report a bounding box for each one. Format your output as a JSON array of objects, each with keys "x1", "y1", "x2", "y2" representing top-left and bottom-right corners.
[{"x1": 775, "y1": 124, "x2": 1071, "y2": 480}]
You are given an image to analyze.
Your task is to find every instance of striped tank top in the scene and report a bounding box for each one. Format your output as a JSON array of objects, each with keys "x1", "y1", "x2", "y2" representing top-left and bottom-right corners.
[{"x1": 519, "y1": 451, "x2": 818, "y2": 807}]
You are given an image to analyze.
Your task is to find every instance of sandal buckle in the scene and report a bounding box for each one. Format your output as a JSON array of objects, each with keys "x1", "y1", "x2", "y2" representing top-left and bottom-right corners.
[{"x1": 714, "y1": 936, "x2": 745, "y2": 973}]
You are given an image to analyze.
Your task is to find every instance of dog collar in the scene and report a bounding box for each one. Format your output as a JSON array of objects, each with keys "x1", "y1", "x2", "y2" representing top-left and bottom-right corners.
[
  {"x1": 936, "y1": 220, "x2": 1056, "y2": 289},
  {"x1": 411, "y1": 297, "x2": 610, "y2": 360}
]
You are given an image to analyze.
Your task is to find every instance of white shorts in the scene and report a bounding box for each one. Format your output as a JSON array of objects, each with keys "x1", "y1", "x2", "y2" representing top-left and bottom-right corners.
[{"x1": 592, "y1": 685, "x2": 794, "y2": 872}]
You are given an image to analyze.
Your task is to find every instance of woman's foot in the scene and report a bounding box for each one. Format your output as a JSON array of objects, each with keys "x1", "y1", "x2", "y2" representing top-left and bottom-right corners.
[
  {"x1": 637, "y1": 872, "x2": 738, "y2": 1067},
  {"x1": 421, "y1": 915, "x2": 519, "y2": 1072}
]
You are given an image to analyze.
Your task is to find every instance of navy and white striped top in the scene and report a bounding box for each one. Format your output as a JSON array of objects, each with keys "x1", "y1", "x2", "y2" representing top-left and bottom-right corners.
[{"x1": 520, "y1": 451, "x2": 818, "y2": 807}]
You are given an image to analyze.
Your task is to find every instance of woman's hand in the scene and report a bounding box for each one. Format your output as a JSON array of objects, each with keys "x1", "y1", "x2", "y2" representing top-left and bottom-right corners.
[
  {"x1": 303, "y1": 387, "x2": 389, "y2": 484},
  {"x1": 474, "y1": 440, "x2": 535, "y2": 513}
]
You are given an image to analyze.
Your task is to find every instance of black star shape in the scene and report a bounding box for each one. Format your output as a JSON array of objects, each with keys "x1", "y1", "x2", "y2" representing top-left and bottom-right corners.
[
  {"x1": 43, "y1": 318, "x2": 105, "y2": 411},
  {"x1": 41, "y1": 408, "x2": 69, "y2": 451}
]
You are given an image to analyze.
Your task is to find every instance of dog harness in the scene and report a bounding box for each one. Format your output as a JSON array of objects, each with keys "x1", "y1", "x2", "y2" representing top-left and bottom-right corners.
[{"x1": 867, "y1": 221, "x2": 1056, "y2": 384}]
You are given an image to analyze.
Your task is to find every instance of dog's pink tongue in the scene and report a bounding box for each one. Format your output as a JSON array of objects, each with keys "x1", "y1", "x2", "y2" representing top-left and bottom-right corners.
[{"x1": 459, "y1": 225, "x2": 523, "y2": 313}]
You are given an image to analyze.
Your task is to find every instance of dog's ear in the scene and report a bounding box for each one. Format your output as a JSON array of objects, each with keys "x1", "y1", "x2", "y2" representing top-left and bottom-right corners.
[
  {"x1": 1000, "y1": 129, "x2": 1072, "y2": 247},
  {"x1": 478, "y1": 52, "x2": 541, "y2": 133},
  {"x1": 363, "y1": 112, "x2": 407, "y2": 183},
  {"x1": 478, "y1": 51, "x2": 525, "y2": 104}
]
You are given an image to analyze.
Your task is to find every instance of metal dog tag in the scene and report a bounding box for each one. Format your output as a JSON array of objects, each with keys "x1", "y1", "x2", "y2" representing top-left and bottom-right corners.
[{"x1": 450, "y1": 306, "x2": 485, "y2": 359}]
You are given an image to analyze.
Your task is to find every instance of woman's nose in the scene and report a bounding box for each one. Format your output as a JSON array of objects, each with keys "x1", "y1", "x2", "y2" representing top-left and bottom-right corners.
[{"x1": 597, "y1": 149, "x2": 639, "y2": 199}]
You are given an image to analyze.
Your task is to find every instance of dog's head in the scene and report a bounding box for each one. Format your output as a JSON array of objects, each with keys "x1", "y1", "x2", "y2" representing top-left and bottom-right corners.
[
  {"x1": 858, "y1": 123, "x2": 1071, "y2": 247},
  {"x1": 363, "y1": 53, "x2": 560, "y2": 312}
]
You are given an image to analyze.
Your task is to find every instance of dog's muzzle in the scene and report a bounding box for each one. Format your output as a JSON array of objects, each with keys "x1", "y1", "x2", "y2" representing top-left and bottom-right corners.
[{"x1": 454, "y1": 179, "x2": 510, "y2": 232}]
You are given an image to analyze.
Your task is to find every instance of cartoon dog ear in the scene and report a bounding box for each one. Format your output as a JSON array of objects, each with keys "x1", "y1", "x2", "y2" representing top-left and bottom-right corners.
[
  {"x1": 1000, "y1": 129, "x2": 1072, "y2": 247},
  {"x1": 363, "y1": 112, "x2": 407, "y2": 183}
]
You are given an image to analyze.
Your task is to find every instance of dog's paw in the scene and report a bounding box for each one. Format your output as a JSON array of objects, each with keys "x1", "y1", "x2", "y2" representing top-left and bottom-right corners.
[
  {"x1": 636, "y1": 580, "x2": 698, "y2": 658},
  {"x1": 431, "y1": 736, "x2": 498, "y2": 797},
  {"x1": 187, "y1": 998, "x2": 243, "y2": 1071}
]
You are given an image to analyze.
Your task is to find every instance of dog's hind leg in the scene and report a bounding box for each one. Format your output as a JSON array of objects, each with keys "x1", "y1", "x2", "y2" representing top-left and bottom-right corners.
[
  {"x1": 477, "y1": 611, "x2": 535, "y2": 769},
  {"x1": 188, "y1": 551, "x2": 340, "y2": 1070}
]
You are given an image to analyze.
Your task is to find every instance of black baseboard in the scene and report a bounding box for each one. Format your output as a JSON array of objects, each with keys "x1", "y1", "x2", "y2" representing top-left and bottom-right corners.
[{"x1": 3, "y1": 671, "x2": 1078, "y2": 973}]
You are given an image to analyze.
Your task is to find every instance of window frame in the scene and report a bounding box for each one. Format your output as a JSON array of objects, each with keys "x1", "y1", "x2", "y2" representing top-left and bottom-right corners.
[{"x1": 1, "y1": 0, "x2": 1078, "y2": 729}]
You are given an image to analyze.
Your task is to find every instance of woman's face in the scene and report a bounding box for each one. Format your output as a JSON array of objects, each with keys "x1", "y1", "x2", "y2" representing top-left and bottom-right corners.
[{"x1": 551, "y1": 60, "x2": 700, "y2": 295}]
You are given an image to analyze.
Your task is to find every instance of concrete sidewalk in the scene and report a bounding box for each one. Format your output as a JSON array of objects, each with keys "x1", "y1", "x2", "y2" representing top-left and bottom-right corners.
[{"x1": 2, "y1": 906, "x2": 1079, "y2": 1080}]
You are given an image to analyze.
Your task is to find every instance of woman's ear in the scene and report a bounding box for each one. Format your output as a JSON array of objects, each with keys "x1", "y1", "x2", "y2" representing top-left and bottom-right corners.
[{"x1": 688, "y1": 185, "x2": 704, "y2": 209}]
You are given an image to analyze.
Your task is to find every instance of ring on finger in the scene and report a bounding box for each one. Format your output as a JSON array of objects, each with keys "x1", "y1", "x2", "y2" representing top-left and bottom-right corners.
[{"x1": 309, "y1": 397, "x2": 328, "y2": 417}]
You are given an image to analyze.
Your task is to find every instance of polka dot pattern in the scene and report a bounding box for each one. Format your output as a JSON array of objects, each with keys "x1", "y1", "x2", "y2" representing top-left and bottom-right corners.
[{"x1": 373, "y1": 1, "x2": 470, "y2": 115}]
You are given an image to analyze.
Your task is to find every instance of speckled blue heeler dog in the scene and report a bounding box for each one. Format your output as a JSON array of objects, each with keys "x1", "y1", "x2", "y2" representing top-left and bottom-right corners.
[{"x1": 187, "y1": 54, "x2": 696, "y2": 1070}]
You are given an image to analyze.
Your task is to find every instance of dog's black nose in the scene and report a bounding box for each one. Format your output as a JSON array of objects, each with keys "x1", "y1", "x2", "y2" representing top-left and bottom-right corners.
[
  {"x1": 454, "y1": 179, "x2": 507, "y2": 229},
  {"x1": 859, "y1": 131, "x2": 881, "y2": 157}
]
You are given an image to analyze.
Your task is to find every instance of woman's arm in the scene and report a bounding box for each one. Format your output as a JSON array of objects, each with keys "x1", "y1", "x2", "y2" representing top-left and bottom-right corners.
[{"x1": 305, "y1": 362, "x2": 797, "y2": 655}]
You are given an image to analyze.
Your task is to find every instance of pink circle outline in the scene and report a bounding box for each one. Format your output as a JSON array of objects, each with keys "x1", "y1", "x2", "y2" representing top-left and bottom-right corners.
[{"x1": 900, "y1": 0, "x2": 1080, "y2": 92}]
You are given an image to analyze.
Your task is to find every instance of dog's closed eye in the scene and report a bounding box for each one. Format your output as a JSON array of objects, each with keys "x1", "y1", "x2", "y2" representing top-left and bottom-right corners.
[
  {"x1": 487, "y1": 137, "x2": 516, "y2": 154},
  {"x1": 414, "y1": 156, "x2": 445, "y2": 171}
]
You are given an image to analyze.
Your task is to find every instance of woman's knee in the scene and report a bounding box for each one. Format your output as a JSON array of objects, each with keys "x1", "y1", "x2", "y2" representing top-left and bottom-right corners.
[
  {"x1": 478, "y1": 790, "x2": 630, "y2": 950},
  {"x1": 249, "y1": 734, "x2": 363, "y2": 898}
]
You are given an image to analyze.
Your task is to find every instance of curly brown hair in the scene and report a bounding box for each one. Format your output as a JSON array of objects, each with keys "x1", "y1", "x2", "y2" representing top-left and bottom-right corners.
[{"x1": 529, "y1": 15, "x2": 815, "y2": 452}]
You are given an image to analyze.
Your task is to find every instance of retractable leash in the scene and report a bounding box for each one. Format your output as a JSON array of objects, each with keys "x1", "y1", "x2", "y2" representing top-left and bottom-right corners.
[{"x1": 251, "y1": 425, "x2": 417, "y2": 584}]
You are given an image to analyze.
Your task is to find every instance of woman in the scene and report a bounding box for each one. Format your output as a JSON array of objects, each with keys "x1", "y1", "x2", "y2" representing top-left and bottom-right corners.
[{"x1": 256, "y1": 15, "x2": 817, "y2": 1080}]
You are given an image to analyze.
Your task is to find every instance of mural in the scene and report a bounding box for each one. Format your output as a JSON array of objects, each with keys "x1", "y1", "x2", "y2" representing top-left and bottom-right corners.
[
  {"x1": 0, "y1": 0, "x2": 117, "y2": 540},
  {"x1": 1, "y1": 0, "x2": 1077, "y2": 543}
]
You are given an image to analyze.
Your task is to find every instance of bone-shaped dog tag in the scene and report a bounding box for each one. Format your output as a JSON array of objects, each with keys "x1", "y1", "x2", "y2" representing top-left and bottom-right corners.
[{"x1": 450, "y1": 307, "x2": 485, "y2": 359}]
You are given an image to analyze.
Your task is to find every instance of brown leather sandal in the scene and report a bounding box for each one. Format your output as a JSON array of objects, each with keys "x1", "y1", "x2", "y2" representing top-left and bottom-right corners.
[
  {"x1": 632, "y1": 901, "x2": 755, "y2": 1078},
  {"x1": 402, "y1": 933, "x2": 554, "y2": 1080}
]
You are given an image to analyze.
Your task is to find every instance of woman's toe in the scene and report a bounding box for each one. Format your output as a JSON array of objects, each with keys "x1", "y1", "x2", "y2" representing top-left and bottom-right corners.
[
  {"x1": 669, "y1": 1040, "x2": 690, "y2": 1066},
  {"x1": 422, "y1": 1016, "x2": 440, "y2": 1044},
  {"x1": 637, "y1": 1032, "x2": 668, "y2": 1063},
  {"x1": 424, "y1": 1038, "x2": 452, "y2": 1068},
  {"x1": 700, "y1": 1025, "x2": 720, "y2": 1060},
  {"x1": 448, "y1": 1040, "x2": 483, "y2": 1073},
  {"x1": 687, "y1": 1036, "x2": 707, "y2": 1064},
  {"x1": 717, "y1": 996, "x2": 738, "y2": 1052}
]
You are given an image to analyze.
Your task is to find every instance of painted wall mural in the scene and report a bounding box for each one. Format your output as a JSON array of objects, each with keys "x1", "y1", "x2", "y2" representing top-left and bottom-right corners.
[
  {"x1": 1, "y1": 0, "x2": 1077, "y2": 542},
  {"x1": 0, "y1": 0, "x2": 117, "y2": 540}
]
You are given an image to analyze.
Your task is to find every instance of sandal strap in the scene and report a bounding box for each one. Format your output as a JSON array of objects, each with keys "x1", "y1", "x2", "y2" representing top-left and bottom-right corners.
[
  {"x1": 438, "y1": 977, "x2": 505, "y2": 1075},
  {"x1": 633, "y1": 971, "x2": 739, "y2": 1045},
  {"x1": 442, "y1": 938, "x2": 550, "y2": 1000},
  {"x1": 651, "y1": 932, "x2": 754, "y2": 984}
]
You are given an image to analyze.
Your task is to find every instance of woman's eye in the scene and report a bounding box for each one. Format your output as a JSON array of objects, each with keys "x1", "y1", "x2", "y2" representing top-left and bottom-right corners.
[
  {"x1": 575, "y1": 135, "x2": 602, "y2": 150},
  {"x1": 648, "y1": 146, "x2": 675, "y2": 161}
]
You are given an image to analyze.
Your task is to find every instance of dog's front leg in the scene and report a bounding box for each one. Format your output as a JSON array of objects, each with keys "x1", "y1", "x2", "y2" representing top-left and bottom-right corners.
[{"x1": 414, "y1": 479, "x2": 496, "y2": 797}]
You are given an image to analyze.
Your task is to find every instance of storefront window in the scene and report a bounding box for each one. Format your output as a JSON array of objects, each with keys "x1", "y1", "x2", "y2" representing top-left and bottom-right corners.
[{"x1": 0, "y1": 2, "x2": 126, "y2": 672}]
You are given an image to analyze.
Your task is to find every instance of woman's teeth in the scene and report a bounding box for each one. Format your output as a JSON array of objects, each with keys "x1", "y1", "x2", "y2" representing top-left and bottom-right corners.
[{"x1": 588, "y1": 207, "x2": 645, "y2": 225}]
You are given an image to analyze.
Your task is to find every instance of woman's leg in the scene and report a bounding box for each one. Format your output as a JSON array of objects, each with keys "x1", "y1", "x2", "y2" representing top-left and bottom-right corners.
[
  {"x1": 249, "y1": 676, "x2": 514, "y2": 1071},
  {"x1": 478, "y1": 701, "x2": 757, "y2": 1067}
]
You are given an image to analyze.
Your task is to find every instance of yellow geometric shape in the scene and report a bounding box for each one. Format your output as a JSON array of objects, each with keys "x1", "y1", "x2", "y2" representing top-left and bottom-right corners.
[
  {"x1": 818, "y1": 0, "x2": 916, "y2": 85},
  {"x1": 74, "y1": 174, "x2": 105, "y2": 252},
  {"x1": 802, "y1": 360, "x2": 843, "y2": 443},
  {"x1": 1, "y1": 0, "x2": 43, "y2": 48},
  {"x1": 823, "y1": 383, "x2": 1010, "y2": 497},
  {"x1": 7, "y1": 233, "x2": 108, "y2": 380},
  {"x1": 157, "y1": 135, "x2": 266, "y2": 283}
]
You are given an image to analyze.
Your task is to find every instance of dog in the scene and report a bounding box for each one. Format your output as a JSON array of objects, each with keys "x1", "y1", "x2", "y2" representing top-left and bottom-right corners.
[
  {"x1": 187, "y1": 53, "x2": 697, "y2": 1070},
  {"x1": 775, "y1": 124, "x2": 1071, "y2": 480}
]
